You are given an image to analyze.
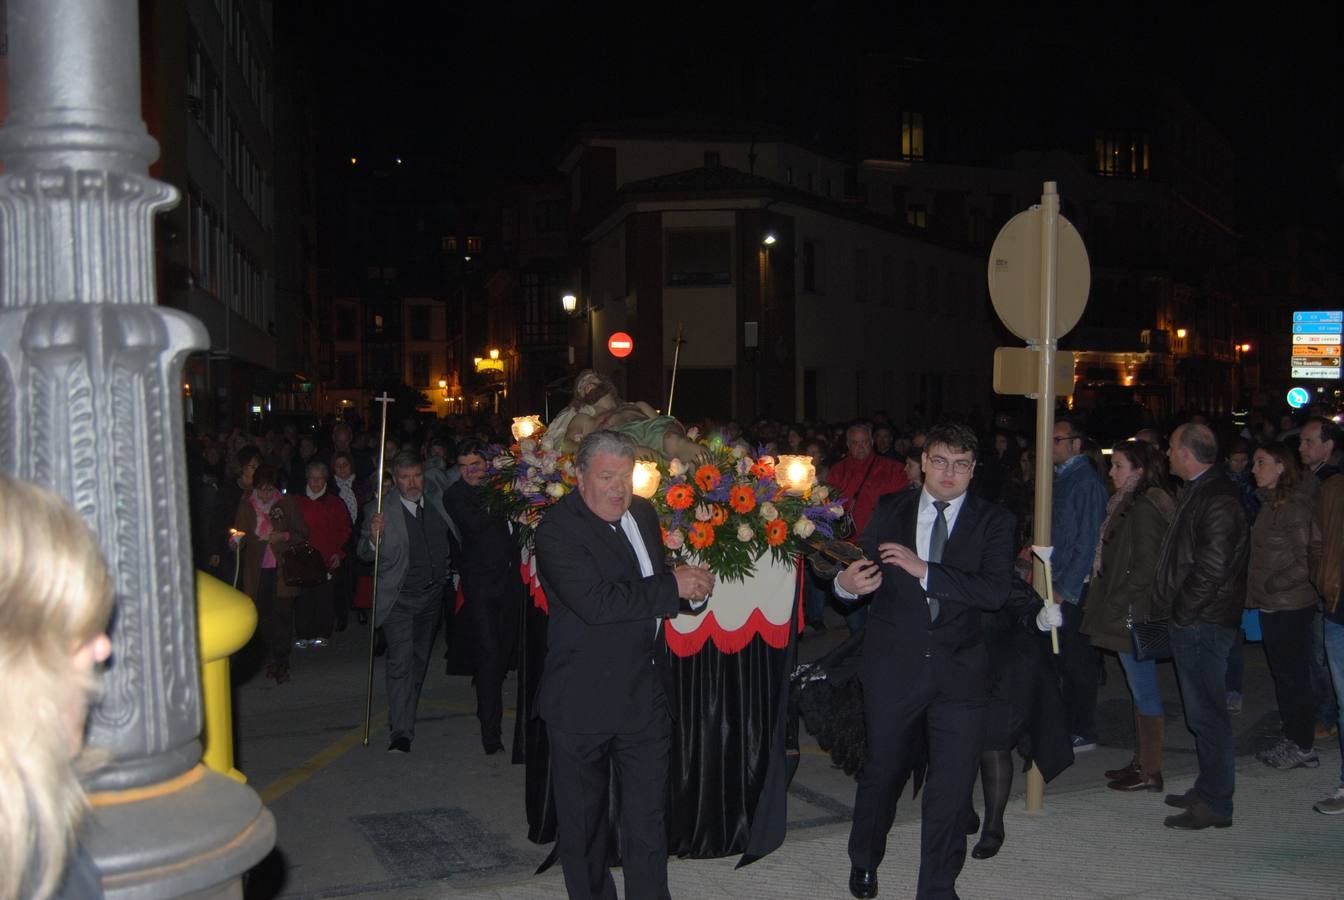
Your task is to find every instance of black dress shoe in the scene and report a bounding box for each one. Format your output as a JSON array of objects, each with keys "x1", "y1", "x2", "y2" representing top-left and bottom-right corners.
[
  {"x1": 848, "y1": 866, "x2": 878, "y2": 898},
  {"x1": 971, "y1": 833, "x2": 1004, "y2": 859},
  {"x1": 1163, "y1": 802, "x2": 1232, "y2": 830},
  {"x1": 483, "y1": 738, "x2": 505, "y2": 755},
  {"x1": 1164, "y1": 788, "x2": 1199, "y2": 809},
  {"x1": 387, "y1": 735, "x2": 411, "y2": 753},
  {"x1": 965, "y1": 809, "x2": 980, "y2": 834},
  {"x1": 373, "y1": 628, "x2": 387, "y2": 657}
]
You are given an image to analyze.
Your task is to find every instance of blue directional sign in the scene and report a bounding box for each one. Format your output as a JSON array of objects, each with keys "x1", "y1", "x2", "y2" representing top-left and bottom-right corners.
[
  {"x1": 1287, "y1": 387, "x2": 1312, "y2": 409},
  {"x1": 1294, "y1": 311, "x2": 1344, "y2": 324},
  {"x1": 1291, "y1": 311, "x2": 1344, "y2": 380}
]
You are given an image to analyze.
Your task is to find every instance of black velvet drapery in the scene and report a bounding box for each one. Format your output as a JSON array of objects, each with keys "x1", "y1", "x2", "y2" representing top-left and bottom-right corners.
[{"x1": 516, "y1": 577, "x2": 800, "y2": 864}]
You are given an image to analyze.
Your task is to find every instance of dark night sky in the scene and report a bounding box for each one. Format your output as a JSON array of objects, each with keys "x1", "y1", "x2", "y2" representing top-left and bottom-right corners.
[{"x1": 316, "y1": 2, "x2": 1339, "y2": 228}]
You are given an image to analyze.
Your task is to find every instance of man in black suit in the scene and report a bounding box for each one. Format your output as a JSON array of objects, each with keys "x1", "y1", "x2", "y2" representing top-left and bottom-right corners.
[
  {"x1": 835, "y1": 422, "x2": 1015, "y2": 899},
  {"x1": 534, "y1": 430, "x2": 714, "y2": 900},
  {"x1": 444, "y1": 438, "x2": 521, "y2": 755}
]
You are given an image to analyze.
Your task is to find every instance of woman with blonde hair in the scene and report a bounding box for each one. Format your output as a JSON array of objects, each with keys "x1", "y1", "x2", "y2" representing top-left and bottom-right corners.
[{"x1": 0, "y1": 474, "x2": 114, "y2": 900}]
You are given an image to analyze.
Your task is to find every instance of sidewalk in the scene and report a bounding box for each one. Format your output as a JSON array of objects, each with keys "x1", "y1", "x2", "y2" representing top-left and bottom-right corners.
[{"x1": 236, "y1": 615, "x2": 1344, "y2": 899}]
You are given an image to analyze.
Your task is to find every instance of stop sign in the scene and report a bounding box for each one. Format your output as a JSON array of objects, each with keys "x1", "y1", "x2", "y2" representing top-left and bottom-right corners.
[{"x1": 607, "y1": 332, "x2": 634, "y2": 358}]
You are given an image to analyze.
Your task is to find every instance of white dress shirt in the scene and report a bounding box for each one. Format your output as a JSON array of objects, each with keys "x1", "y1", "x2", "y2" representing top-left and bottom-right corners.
[{"x1": 834, "y1": 487, "x2": 969, "y2": 599}]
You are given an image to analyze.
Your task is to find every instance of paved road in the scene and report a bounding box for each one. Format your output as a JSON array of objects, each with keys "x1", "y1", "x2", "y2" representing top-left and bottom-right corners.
[{"x1": 235, "y1": 611, "x2": 1344, "y2": 899}]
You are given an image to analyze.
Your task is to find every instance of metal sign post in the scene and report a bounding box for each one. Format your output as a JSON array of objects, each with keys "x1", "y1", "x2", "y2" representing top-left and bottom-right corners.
[{"x1": 987, "y1": 180, "x2": 1092, "y2": 813}]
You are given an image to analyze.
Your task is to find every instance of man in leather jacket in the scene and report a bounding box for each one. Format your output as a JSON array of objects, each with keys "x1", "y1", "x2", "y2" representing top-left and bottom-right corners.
[{"x1": 1151, "y1": 423, "x2": 1249, "y2": 830}]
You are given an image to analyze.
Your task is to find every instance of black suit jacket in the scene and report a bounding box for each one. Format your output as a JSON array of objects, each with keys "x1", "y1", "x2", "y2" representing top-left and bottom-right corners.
[
  {"x1": 859, "y1": 487, "x2": 1015, "y2": 702},
  {"x1": 443, "y1": 478, "x2": 518, "y2": 590},
  {"x1": 533, "y1": 492, "x2": 681, "y2": 735}
]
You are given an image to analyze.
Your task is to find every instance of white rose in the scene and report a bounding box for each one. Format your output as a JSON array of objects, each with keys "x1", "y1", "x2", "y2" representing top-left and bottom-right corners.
[
  {"x1": 665, "y1": 528, "x2": 685, "y2": 550},
  {"x1": 792, "y1": 517, "x2": 816, "y2": 539},
  {"x1": 545, "y1": 482, "x2": 566, "y2": 499},
  {"x1": 519, "y1": 438, "x2": 538, "y2": 455},
  {"x1": 730, "y1": 442, "x2": 748, "y2": 459},
  {"x1": 736, "y1": 523, "x2": 754, "y2": 542},
  {"x1": 539, "y1": 457, "x2": 558, "y2": 475},
  {"x1": 668, "y1": 458, "x2": 688, "y2": 477},
  {"x1": 686, "y1": 426, "x2": 701, "y2": 440},
  {"x1": 829, "y1": 505, "x2": 846, "y2": 518},
  {"x1": 812, "y1": 485, "x2": 829, "y2": 502},
  {"x1": 759, "y1": 501, "x2": 779, "y2": 521},
  {"x1": 694, "y1": 503, "x2": 713, "y2": 522}
]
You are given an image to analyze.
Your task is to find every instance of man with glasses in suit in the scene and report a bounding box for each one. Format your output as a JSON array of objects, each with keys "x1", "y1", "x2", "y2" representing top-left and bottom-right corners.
[{"x1": 834, "y1": 422, "x2": 1027, "y2": 899}]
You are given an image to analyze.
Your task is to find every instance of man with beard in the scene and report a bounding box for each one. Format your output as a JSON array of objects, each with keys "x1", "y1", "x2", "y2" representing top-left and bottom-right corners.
[{"x1": 359, "y1": 451, "x2": 455, "y2": 753}]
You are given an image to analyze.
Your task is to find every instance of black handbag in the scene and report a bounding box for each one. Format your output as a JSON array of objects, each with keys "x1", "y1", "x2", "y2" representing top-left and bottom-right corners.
[
  {"x1": 282, "y1": 542, "x2": 328, "y2": 588},
  {"x1": 1128, "y1": 611, "x2": 1172, "y2": 662}
]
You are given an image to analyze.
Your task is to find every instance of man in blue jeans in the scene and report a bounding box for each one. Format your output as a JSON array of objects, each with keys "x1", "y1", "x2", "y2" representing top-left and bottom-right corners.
[
  {"x1": 1050, "y1": 418, "x2": 1108, "y2": 751},
  {"x1": 1151, "y1": 423, "x2": 1250, "y2": 829}
]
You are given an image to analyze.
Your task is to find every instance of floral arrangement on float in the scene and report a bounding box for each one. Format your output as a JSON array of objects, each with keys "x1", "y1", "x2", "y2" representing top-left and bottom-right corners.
[{"x1": 479, "y1": 422, "x2": 845, "y2": 583}]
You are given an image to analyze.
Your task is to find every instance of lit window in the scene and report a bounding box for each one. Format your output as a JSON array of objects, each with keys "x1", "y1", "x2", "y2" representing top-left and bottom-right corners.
[
  {"x1": 466, "y1": 236, "x2": 482, "y2": 252},
  {"x1": 901, "y1": 112, "x2": 925, "y2": 160}
]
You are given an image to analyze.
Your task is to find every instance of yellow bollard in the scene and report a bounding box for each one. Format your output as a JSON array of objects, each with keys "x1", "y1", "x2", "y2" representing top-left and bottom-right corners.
[{"x1": 196, "y1": 570, "x2": 258, "y2": 783}]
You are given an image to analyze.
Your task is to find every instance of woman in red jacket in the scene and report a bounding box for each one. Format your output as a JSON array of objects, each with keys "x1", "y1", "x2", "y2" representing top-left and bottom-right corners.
[{"x1": 294, "y1": 460, "x2": 352, "y2": 649}]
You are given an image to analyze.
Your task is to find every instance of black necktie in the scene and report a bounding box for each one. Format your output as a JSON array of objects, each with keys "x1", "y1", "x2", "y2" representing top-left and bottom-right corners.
[{"x1": 928, "y1": 500, "x2": 949, "y2": 620}]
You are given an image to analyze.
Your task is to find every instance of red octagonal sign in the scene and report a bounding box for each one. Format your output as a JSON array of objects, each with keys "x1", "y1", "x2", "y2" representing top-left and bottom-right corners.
[{"x1": 607, "y1": 331, "x2": 634, "y2": 358}]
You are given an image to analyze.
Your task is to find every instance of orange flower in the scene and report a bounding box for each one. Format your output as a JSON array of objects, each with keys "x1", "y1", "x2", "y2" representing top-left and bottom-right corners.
[
  {"x1": 710, "y1": 504, "x2": 729, "y2": 526},
  {"x1": 750, "y1": 460, "x2": 775, "y2": 480},
  {"x1": 729, "y1": 484, "x2": 757, "y2": 514},
  {"x1": 689, "y1": 521, "x2": 716, "y2": 550},
  {"x1": 665, "y1": 483, "x2": 695, "y2": 510},
  {"x1": 694, "y1": 463, "x2": 722, "y2": 492},
  {"x1": 764, "y1": 519, "x2": 789, "y2": 547}
]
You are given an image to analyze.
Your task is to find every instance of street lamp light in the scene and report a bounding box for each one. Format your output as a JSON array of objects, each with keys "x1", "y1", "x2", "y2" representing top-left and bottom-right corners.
[
  {"x1": 561, "y1": 293, "x2": 578, "y2": 314},
  {"x1": 1175, "y1": 328, "x2": 1188, "y2": 339},
  {"x1": 762, "y1": 233, "x2": 777, "y2": 246}
]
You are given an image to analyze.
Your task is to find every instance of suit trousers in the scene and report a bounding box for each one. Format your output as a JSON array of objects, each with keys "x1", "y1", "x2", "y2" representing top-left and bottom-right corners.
[
  {"x1": 849, "y1": 667, "x2": 986, "y2": 900},
  {"x1": 547, "y1": 693, "x2": 672, "y2": 900},
  {"x1": 468, "y1": 577, "x2": 520, "y2": 744},
  {"x1": 383, "y1": 587, "x2": 443, "y2": 742}
]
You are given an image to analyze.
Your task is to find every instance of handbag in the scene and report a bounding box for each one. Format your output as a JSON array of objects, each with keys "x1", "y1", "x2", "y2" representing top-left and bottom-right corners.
[
  {"x1": 1127, "y1": 605, "x2": 1172, "y2": 661},
  {"x1": 282, "y1": 541, "x2": 328, "y2": 587}
]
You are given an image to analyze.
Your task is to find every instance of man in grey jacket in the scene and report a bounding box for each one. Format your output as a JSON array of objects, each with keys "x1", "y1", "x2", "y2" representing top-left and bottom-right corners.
[
  {"x1": 1152, "y1": 423, "x2": 1250, "y2": 829},
  {"x1": 359, "y1": 451, "x2": 458, "y2": 753}
]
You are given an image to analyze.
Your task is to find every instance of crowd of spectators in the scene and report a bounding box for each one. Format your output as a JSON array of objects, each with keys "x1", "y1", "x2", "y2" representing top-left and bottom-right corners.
[{"x1": 182, "y1": 399, "x2": 1344, "y2": 817}]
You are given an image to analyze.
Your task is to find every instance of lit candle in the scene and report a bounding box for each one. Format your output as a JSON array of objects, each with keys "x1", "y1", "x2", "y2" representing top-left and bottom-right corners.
[
  {"x1": 631, "y1": 460, "x2": 662, "y2": 499},
  {"x1": 776, "y1": 455, "x2": 816, "y2": 494},
  {"x1": 511, "y1": 415, "x2": 544, "y2": 441}
]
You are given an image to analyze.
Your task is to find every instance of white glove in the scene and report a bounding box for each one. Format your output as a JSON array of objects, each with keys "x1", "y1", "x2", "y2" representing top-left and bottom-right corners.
[{"x1": 1035, "y1": 601, "x2": 1063, "y2": 632}]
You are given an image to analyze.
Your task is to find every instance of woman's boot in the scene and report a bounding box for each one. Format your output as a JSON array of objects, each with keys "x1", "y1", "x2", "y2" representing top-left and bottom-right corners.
[
  {"x1": 1104, "y1": 710, "x2": 1141, "y2": 780},
  {"x1": 1108, "y1": 714, "x2": 1164, "y2": 792},
  {"x1": 972, "y1": 750, "x2": 1013, "y2": 859}
]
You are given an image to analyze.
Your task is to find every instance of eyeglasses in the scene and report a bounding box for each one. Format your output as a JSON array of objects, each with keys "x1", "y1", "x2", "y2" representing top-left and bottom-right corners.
[
  {"x1": 1052, "y1": 434, "x2": 1081, "y2": 443},
  {"x1": 928, "y1": 455, "x2": 974, "y2": 475}
]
